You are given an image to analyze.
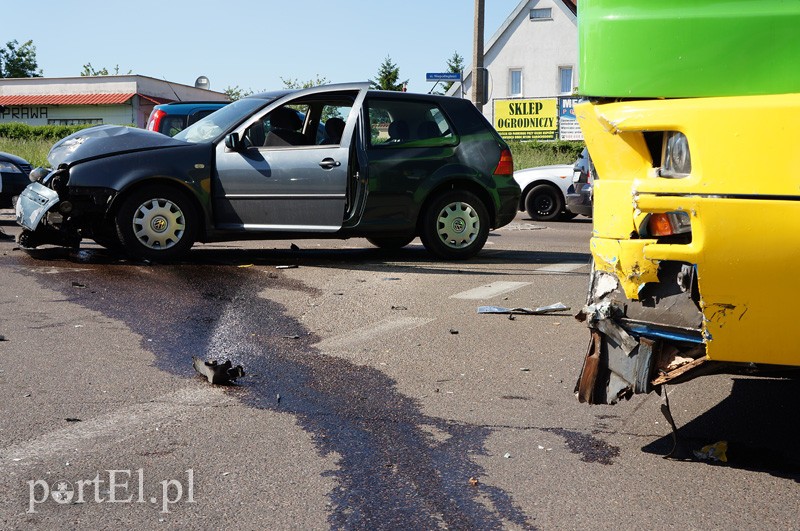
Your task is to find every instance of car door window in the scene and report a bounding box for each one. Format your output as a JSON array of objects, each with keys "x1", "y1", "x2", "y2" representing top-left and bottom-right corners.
[
  {"x1": 368, "y1": 99, "x2": 457, "y2": 148},
  {"x1": 244, "y1": 100, "x2": 355, "y2": 148}
]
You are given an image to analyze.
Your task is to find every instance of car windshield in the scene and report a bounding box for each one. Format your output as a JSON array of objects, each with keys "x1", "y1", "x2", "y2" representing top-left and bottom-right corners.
[{"x1": 174, "y1": 98, "x2": 270, "y2": 143}]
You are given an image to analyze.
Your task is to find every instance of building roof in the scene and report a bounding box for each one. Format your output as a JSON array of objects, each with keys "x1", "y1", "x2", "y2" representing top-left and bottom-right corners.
[{"x1": 0, "y1": 93, "x2": 137, "y2": 105}]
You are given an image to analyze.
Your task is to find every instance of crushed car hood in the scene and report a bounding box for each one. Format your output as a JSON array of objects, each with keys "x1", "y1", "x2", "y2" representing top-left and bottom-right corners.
[{"x1": 48, "y1": 125, "x2": 187, "y2": 167}]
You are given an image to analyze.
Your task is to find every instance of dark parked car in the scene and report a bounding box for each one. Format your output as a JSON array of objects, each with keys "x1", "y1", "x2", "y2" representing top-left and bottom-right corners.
[
  {"x1": 566, "y1": 148, "x2": 593, "y2": 217},
  {"x1": 16, "y1": 83, "x2": 520, "y2": 260},
  {"x1": 0, "y1": 151, "x2": 33, "y2": 207},
  {"x1": 146, "y1": 101, "x2": 229, "y2": 137}
]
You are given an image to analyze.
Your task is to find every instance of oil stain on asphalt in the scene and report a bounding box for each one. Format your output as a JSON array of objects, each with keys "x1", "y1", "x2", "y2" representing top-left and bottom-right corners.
[{"x1": 16, "y1": 247, "x2": 613, "y2": 529}]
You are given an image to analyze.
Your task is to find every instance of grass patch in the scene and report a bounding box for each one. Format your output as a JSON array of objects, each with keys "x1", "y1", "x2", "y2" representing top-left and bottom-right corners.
[{"x1": 0, "y1": 138, "x2": 52, "y2": 168}]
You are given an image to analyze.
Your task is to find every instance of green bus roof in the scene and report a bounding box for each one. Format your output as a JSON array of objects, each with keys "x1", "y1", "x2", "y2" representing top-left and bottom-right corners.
[{"x1": 579, "y1": 0, "x2": 800, "y2": 98}]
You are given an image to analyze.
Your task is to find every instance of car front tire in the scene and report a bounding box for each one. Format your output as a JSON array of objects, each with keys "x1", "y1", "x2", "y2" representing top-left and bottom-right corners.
[
  {"x1": 525, "y1": 184, "x2": 563, "y2": 221},
  {"x1": 115, "y1": 185, "x2": 196, "y2": 261},
  {"x1": 420, "y1": 190, "x2": 489, "y2": 260}
]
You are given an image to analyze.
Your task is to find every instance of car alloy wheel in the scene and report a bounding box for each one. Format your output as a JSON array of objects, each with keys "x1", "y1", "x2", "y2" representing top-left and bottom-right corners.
[
  {"x1": 436, "y1": 201, "x2": 479, "y2": 249},
  {"x1": 420, "y1": 190, "x2": 489, "y2": 260},
  {"x1": 132, "y1": 197, "x2": 185, "y2": 250},
  {"x1": 116, "y1": 185, "x2": 196, "y2": 261}
]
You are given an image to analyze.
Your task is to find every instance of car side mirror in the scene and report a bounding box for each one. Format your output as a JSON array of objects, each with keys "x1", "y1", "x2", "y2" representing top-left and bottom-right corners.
[{"x1": 225, "y1": 132, "x2": 244, "y2": 152}]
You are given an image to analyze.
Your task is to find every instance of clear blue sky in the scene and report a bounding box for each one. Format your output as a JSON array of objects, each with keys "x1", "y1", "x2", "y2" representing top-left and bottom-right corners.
[{"x1": 5, "y1": 0, "x2": 522, "y2": 94}]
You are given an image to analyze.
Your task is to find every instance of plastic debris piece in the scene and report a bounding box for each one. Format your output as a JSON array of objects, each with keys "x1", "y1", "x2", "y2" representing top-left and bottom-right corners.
[
  {"x1": 276, "y1": 265, "x2": 298, "y2": 269},
  {"x1": 391, "y1": 305, "x2": 408, "y2": 310},
  {"x1": 477, "y1": 302, "x2": 570, "y2": 315},
  {"x1": 449, "y1": 329, "x2": 459, "y2": 334},
  {"x1": 694, "y1": 441, "x2": 728, "y2": 463},
  {"x1": 71, "y1": 281, "x2": 86, "y2": 288},
  {"x1": 192, "y1": 357, "x2": 245, "y2": 385},
  {"x1": 469, "y1": 477, "x2": 479, "y2": 487},
  {"x1": 290, "y1": 243, "x2": 300, "y2": 251},
  {"x1": 65, "y1": 418, "x2": 82, "y2": 422},
  {"x1": 503, "y1": 452, "x2": 512, "y2": 459},
  {"x1": 382, "y1": 277, "x2": 401, "y2": 281},
  {"x1": 237, "y1": 264, "x2": 254, "y2": 268}
]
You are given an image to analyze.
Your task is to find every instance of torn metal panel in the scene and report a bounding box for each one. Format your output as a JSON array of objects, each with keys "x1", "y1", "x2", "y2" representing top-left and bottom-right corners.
[
  {"x1": 477, "y1": 302, "x2": 569, "y2": 315},
  {"x1": 591, "y1": 238, "x2": 660, "y2": 300}
]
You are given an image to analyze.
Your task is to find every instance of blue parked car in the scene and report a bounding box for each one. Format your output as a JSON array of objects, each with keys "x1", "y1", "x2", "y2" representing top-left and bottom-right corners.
[{"x1": 146, "y1": 101, "x2": 229, "y2": 136}]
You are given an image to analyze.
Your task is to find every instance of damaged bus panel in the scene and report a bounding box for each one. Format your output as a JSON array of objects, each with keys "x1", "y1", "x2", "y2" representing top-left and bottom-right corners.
[{"x1": 574, "y1": 0, "x2": 800, "y2": 404}]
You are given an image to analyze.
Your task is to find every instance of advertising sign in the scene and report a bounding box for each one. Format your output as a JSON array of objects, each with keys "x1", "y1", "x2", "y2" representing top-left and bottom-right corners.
[
  {"x1": 493, "y1": 99, "x2": 558, "y2": 141},
  {"x1": 558, "y1": 97, "x2": 584, "y2": 141}
]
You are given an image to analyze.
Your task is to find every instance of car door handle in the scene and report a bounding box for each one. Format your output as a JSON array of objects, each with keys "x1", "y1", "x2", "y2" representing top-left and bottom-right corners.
[{"x1": 319, "y1": 158, "x2": 341, "y2": 169}]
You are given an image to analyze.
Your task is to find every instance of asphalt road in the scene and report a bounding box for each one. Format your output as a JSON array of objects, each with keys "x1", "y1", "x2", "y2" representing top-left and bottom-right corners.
[{"x1": 0, "y1": 210, "x2": 798, "y2": 530}]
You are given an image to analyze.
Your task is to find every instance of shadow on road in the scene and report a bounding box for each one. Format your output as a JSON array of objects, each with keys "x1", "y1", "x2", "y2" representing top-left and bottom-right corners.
[{"x1": 643, "y1": 378, "x2": 800, "y2": 481}]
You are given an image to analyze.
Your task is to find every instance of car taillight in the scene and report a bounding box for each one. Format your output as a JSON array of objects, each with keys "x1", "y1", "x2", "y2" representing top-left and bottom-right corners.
[
  {"x1": 647, "y1": 211, "x2": 692, "y2": 237},
  {"x1": 147, "y1": 109, "x2": 166, "y2": 132},
  {"x1": 494, "y1": 148, "x2": 514, "y2": 176}
]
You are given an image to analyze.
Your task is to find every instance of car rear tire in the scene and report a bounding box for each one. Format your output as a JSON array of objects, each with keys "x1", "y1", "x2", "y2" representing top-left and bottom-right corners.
[
  {"x1": 525, "y1": 184, "x2": 563, "y2": 221},
  {"x1": 115, "y1": 185, "x2": 197, "y2": 261},
  {"x1": 420, "y1": 190, "x2": 489, "y2": 260},
  {"x1": 367, "y1": 235, "x2": 415, "y2": 249}
]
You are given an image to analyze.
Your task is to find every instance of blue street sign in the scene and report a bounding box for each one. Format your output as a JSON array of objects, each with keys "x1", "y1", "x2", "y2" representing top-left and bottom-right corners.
[{"x1": 426, "y1": 72, "x2": 462, "y2": 82}]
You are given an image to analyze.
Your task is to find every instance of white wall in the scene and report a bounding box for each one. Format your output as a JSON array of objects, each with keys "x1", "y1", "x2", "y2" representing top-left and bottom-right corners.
[{"x1": 453, "y1": 0, "x2": 578, "y2": 122}]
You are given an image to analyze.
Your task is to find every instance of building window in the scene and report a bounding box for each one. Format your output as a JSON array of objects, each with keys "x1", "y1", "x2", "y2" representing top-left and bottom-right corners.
[
  {"x1": 510, "y1": 70, "x2": 522, "y2": 97},
  {"x1": 48, "y1": 118, "x2": 103, "y2": 126},
  {"x1": 559, "y1": 67, "x2": 573, "y2": 94},
  {"x1": 530, "y1": 8, "x2": 552, "y2": 20}
]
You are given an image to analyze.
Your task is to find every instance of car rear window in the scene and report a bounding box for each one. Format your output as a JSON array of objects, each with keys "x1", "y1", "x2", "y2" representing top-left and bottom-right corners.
[{"x1": 367, "y1": 99, "x2": 456, "y2": 148}]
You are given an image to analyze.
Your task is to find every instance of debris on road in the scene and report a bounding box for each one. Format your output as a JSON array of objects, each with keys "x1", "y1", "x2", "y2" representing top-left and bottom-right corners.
[
  {"x1": 469, "y1": 477, "x2": 479, "y2": 487},
  {"x1": 449, "y1": 328, "x2": 459, "y2": 335},
  {"x1": 391, "y1": 305, "x2": 408, "y2": 311},
  {"x1": 694, "y1": 441, "x2": 728, "y2": 463},
  {"x1": 71, "y1": 281, "x2": 86, "y2": 288},
  {"x1": 276, "y1": 265, "x2": 298, "y2": 269},
  {"x1": 192, "y1": 357, "x2": 245, "y2": 385},
  {"x1": 478, "y1": 302, "x2": 570, "y2": 315}
]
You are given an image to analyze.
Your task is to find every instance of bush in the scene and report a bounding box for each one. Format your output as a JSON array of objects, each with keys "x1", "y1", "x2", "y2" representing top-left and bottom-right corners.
[
  {"x1": 0, "y1": 122, "x2": 96, "y2": 142},
  {"x1": 506, "y1": 140, "x2": 584, "y2": 170}
]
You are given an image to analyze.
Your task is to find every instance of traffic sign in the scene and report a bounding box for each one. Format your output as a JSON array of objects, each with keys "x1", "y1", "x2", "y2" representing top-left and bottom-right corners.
[{"x1": 426, "y1": 73, "x2": 462, "y2": 82}]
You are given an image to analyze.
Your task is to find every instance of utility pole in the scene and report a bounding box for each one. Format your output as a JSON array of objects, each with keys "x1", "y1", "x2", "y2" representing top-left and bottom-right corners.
[{"x1": 472, "y1": 0, "x2": 485, "y2": 112}]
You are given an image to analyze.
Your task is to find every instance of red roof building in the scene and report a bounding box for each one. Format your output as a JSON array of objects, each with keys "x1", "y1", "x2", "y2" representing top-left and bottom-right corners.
[{"x1": 0, "y1": 75, "x2": 228, "y2": 128}]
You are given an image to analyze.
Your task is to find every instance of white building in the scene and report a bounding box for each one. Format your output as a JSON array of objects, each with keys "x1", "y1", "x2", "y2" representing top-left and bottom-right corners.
[
  {"x1": 0, "y1": 75, "x2": 228, "y2": 128},
  {"x1": 450, "y1": 0, "x2": 579, "y2": 141}
]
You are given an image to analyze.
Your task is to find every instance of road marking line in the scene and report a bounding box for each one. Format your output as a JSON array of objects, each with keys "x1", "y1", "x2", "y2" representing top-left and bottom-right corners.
[
  {"x1": 450, "y1": 281, "x2": 530, "y2": 300},
  {"x1": 0, "y1": 387, "x2": 231, "y2": 471},
  {"x1": 30, "y1": 267, "x2": 92, "y2": 274},
  {"x1": 535, "y1": 263, "x2": 586, "y2": 273},
  {"x1": 314, "y1": 317, "x2": 434, "y2": 351}
]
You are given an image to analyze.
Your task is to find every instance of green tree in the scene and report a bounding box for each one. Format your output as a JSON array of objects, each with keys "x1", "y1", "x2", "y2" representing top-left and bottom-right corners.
[
  {"x1": 0, "y1": 40, "x2": 42, "y2": 78},
  {"x1": 224, "y1": 85, "x2": 254, "y2": 101},
  {"x1": 442, "y1": 51, "x2": 464, "y2": 93},
  {"x1": 80, "y1": 63, "x2": 131, "y2": 76},
  {"x1": 369, "y1": 56, "x2": 407, "y2": 91},
  {"x1": 280, "y1": 75, "x2": 329, "y2": 89}
]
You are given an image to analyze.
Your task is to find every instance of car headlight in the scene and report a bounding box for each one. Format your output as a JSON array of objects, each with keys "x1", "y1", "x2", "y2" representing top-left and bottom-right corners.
[
  {"x1": 646, "y1": 211, "x2": 692, "y2": 237},
  {"x1": 659, "y1": 131, "x2": 691, "y2": 178},
  {"x1": 29, "y1": 167, "x2": 50, "y2": 182},
  {"x1": 0, "y1": 161, "x2": 23, "y2": 173}
]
